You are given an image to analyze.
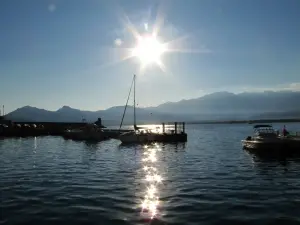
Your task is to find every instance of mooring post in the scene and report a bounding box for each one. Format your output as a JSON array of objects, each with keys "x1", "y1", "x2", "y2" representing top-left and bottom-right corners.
[
  {"x1": 175, "y1": 122, "x2": 177, "y2": 134},
  {"x1": 162, "y1": 123, "x2": 165, "y2": 133}
]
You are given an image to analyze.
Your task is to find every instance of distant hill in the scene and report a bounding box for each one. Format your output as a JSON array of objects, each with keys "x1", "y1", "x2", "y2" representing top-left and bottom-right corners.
[
  {"x1": 5, "y1": 105, "x2": 178, "y2": 126},
  {"x1": 250, "y1": 111, "x2": 300, "y2": 120},
  {"x1": 152, "y1": 91, "x2": 300, "y2": 115},
  {"x1": 5, "y1": 91, "x2": 300, "y2": 125}
]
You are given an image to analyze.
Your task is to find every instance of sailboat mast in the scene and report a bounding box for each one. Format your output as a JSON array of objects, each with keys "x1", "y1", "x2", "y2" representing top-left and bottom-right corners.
[
  {"x1": 133, "y1": 74, "x2": 136, "y2": 127},
  {"x1": 119, "y1": 75, "x2": 135, "y2": 131}
]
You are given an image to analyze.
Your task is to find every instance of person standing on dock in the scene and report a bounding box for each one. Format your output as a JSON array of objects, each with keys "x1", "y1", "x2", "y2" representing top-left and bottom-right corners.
[{"x1": 283, "y1": 125, "x2": 289, "y2": 136}]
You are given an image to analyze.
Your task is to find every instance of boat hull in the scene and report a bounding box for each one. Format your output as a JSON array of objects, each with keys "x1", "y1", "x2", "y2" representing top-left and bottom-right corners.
[
  {"x1": 242, "y1": 140, "x2": 285, "y2": 150},
  {"x1": 119, "y1": 133, "x2": 187, "y2": 144},
  {"x1": 242, "y1": 137, "x2": 300, "y2": 153}
]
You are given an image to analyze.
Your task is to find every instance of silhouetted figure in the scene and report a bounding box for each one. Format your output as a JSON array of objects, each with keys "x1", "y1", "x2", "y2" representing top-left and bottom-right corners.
[{"x1": 282, "y1": 125, "x2": 289, "y2": 136}]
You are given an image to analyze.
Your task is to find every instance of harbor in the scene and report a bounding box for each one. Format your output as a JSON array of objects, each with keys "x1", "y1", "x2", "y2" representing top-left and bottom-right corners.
[
  {"x1": 2, "y1": 122, "x2": 300, "y2": 225},
  {"x1": 2, "y1": 1, "x2": 300, "y2": 224},
  {"x1": 1, "y1": 75, "x2": 188, "y2": 143}
]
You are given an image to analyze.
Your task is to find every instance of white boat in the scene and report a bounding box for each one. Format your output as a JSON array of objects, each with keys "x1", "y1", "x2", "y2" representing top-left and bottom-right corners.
[
  {"x1": 242, "y1": 124, "x2": 287, "y2": 150},
  {"x1": 119, "y1": 129, "x2": 158, "y2": 143},
  {"x1": 118, "y1": 75, "x2": 187, "y2": 144},
  {"x1": 118, "y1": 75, "x2": 155, "y2": 143}
]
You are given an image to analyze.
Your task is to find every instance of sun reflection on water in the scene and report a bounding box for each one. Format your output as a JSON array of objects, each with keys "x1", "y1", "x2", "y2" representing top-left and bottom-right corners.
[{"x1": 140, "y1": 144, "x2": 163, "y2": 219}]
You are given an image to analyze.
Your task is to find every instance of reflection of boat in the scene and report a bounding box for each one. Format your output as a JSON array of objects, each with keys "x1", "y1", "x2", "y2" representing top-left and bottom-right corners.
[
  {"x1": 118, "y1": 75, "x2": 187, "y2": 144},
  {"x1": 242, "y1": 124, "x2": 300, "y2": 152}
]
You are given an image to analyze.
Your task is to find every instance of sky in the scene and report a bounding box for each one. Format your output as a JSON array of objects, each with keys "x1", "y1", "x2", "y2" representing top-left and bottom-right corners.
[{"x1": 0, "y1": 0, "x2": 300, "y2": 113}]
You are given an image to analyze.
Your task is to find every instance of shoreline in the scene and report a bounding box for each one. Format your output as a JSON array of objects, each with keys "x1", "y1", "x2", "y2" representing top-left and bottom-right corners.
[
  {"x1": 2, "y1": 118, "x2": 300, "y2": 127},
  {"x1": 186, "y1": 118, "x2": 300, "y2": 125}
]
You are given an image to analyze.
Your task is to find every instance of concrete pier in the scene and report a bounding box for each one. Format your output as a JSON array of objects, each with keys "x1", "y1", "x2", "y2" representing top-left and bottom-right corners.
[{"x1": 0, "y1": 119, "x2": 132, "y2": 139}]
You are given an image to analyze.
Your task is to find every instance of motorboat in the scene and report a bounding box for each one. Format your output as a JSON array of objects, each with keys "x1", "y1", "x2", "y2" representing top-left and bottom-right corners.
[
  {"x1": 63, "y1": 124, "x2": 108, "y2": 141},
  {"x1": 241, "y1": 124, "x2": 284, "y2": 150},
  {"x1": 242, "y1": 124, "x2": 300, "y2": 151}
]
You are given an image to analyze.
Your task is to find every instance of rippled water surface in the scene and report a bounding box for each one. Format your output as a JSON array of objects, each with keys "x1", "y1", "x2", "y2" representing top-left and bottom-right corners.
[{"x1": 2, "y1": 123, "x2": 300, "y2": 225}]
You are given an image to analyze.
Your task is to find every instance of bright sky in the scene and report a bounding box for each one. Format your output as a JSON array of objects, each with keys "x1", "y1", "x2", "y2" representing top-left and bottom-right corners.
[{"x1": 1, "y1": 0, "x2": 300, "y2": 113}]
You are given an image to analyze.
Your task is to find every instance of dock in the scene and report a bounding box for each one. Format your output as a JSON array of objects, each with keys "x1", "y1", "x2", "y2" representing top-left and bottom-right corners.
[
  {"x1": 0, "y1": 120, "x2": 87, "y2": 137},
  {"x1": 0, "y1": 117, "x2": 127, "y2": 139},
  {"x1": 158, "y1": 122, "x2": 187, "y2": 142}
]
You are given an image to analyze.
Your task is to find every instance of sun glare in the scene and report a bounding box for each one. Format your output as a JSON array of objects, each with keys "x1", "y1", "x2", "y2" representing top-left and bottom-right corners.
[
  {"x1": 132, "y1": 35, "x2": 167, "y2": 67},
  {"x1": 108, "y1": 5, "x2": 209, "y2": 74}
]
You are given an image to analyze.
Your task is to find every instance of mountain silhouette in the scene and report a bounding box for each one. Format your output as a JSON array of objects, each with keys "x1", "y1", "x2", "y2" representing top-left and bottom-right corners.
[
  {"x1": 5, "y1": 105, "x2": 178, "y2": 125},
  {"x1": 5, "y1": 91, "x2": 300, "y2": 124},
  {"x1": 153, "y1": 91, "x2": 300, "y2": 115}
]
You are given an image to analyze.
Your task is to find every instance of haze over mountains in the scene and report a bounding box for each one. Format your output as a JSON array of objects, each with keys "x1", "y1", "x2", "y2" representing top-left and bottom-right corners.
[{"x1": 5, "y1": 91, "x2": 300, "y2": 125}]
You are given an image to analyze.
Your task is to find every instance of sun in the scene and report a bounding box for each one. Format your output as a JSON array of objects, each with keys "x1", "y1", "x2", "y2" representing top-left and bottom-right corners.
[
  {"x1": 131, "y1": 34, "x2": 167, "y2": 67},
  {"x1": 109, "y1": 7, "x2": 211, "y2": 74}
]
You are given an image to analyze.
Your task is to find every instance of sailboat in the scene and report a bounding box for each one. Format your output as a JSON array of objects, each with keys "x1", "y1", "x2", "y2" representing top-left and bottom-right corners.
[
  {"x1": 118, "y1": 75, "x2": 158, "y2": 143},
  {"x1": 118, "y1": 75, "x2": 188, "y2": 144}
]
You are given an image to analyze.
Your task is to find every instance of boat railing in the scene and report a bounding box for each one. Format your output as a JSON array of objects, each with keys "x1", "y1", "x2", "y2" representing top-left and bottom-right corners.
[
  {"x1": 254, "y1": 127, "x2": 276, "y2": 134},
  {"x1": 123, "y1": 122, "x2": 186, "y2": 134},
  {"x1": 162, "y1": 122, "x2": 186, "y2": 134}
]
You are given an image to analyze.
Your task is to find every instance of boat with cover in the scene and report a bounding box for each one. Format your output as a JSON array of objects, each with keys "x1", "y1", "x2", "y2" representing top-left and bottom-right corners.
[
  {"x1": 241, "y1": 124, "x2": 284, "y2": 150},
  {"x1": 241, "y1": 124, "x2": 300, "y2": 151}
]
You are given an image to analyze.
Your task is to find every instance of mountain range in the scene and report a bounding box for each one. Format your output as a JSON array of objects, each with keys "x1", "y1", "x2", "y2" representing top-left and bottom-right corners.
[{"x1": 4, "y1": 91, "x2": 300, "y2": 125}]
